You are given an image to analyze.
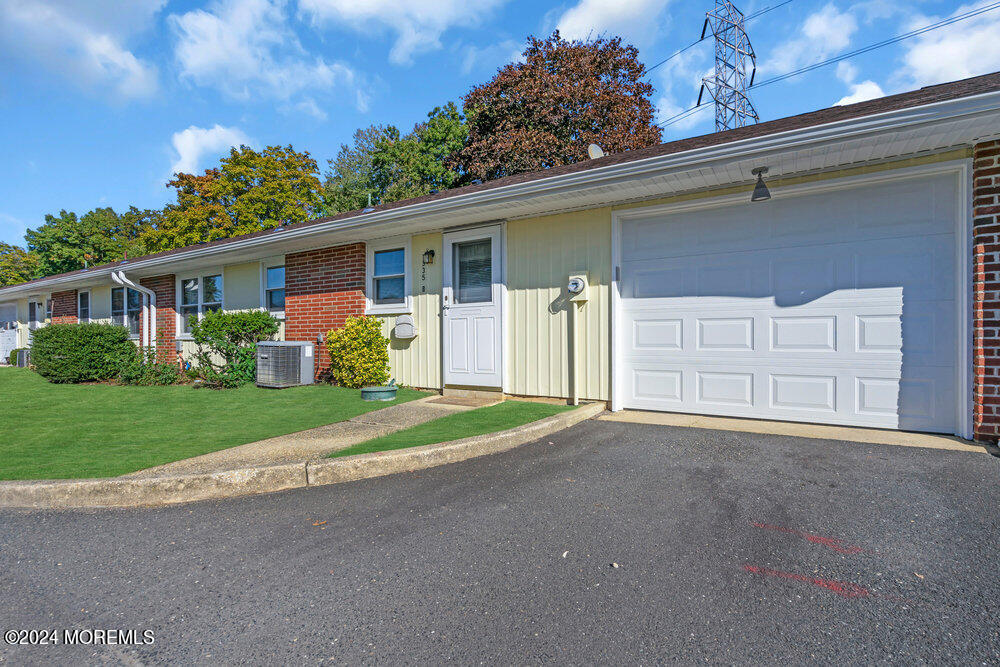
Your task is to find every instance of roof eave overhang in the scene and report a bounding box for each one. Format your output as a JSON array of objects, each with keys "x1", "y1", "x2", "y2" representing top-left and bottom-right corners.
[{"x1": 3, "y1": 87, "x2": 1000, "y2": 300}]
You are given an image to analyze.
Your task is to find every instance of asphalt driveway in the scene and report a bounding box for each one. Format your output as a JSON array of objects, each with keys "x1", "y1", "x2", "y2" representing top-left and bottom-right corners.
[{"x1": 2, "y1": 420, "x2": 999, "y2": 664}]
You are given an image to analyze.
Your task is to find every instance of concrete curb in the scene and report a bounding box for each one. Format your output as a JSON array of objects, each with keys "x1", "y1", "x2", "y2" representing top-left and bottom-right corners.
[
  {"x1": 0, "y1": 402, "x2": 604, "y2": 510},
  {"x1": 308, "y1": 401, "x2": 605, "y2": 487}
]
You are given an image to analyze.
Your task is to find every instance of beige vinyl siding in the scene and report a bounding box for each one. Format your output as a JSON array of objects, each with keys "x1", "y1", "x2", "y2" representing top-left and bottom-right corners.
[
  {"x1": 506, "y1": 209, "x2": 612, "y2": 401},
  {"x1": 223, "y1": 262, "x2": 262, "y2": 311},
  {"x1": 374, "y1": 232, "x2": 442, "y2": 389}
]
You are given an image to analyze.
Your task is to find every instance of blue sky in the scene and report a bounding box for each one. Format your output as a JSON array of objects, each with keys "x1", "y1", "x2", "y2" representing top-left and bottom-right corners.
[{"x1": 1, "y1": 0, "x2": 997, "y2": 246}]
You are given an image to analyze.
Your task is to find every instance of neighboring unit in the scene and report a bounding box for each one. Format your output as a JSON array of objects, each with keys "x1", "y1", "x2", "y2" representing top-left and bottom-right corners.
[{"x1": 3, "y1": 72, "x2": 1000, "y2": 441}]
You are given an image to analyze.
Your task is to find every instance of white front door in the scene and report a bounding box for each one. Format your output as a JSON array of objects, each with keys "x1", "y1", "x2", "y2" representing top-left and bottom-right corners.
[{"x1": 442, "y1": 225, "x2": 503, "y2": 388}]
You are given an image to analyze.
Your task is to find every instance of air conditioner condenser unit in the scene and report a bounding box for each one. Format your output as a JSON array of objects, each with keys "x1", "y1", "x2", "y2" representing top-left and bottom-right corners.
[{"x1": 255, "y1": 341, "x2": 315, "y2": 388}]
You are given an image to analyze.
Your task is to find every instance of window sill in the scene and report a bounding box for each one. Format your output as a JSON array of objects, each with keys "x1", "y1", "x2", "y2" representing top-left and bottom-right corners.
[{"x1": 365, "y1": 304, "x2": 412, "y2": 316}]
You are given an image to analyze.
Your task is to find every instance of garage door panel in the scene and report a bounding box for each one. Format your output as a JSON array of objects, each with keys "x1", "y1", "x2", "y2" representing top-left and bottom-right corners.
[
  {"x1": 853, "y1": 237, "x2": 955, "y2": 300},
  {"x1": 696, "y1": 372, "x2": 753, "y2": 407},
  {"x1": 621, "y1": 175, "x2": 958, "y2": 264},
  {"x1": 769, "y1": 374, "x2": 837, "y2": 412},
  {"x1": 770, "y1": 316, "x2": 837, "y2": 352},
  {"x1": 622, "y1": 366, "x2": 949, "y2": 430},
  {"x1": 619, "y1": 172, "x2": 959, "y2": 433}
]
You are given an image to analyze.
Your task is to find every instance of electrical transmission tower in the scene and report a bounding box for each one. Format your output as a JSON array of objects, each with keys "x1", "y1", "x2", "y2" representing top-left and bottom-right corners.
[{"x1": 697, "y1": 1, "x2": 758, "y2": 132}]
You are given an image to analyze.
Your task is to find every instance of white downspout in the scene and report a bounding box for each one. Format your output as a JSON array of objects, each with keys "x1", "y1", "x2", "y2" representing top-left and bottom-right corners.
[{"x1": 112, "y1": 271, "x2": 157, "y2": 351}]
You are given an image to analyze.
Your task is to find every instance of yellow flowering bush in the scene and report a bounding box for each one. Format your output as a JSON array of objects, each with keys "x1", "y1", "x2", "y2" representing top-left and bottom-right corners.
[{"x1": 325, "y1": 316, "x2": 390, "y2": 388}]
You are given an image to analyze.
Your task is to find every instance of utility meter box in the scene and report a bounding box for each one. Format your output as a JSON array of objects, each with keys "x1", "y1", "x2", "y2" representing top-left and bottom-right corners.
[
  {"x1": 394, "y1": 314, "x2": 418, "y2": 339},
  {"x1": 567, "y1": 272, "x2": 589, "y2": 302}
]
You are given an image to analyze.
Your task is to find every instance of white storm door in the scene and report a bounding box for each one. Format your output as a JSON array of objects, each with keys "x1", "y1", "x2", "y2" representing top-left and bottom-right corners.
[{"x1": 442, "y1": 226, "x2": 503, "y2": 388}]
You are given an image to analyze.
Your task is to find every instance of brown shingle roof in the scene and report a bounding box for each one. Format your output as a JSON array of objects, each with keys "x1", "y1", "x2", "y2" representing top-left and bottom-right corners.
[{"x1": 5, "y1": 70, "x2": 1000, "y2": 294}]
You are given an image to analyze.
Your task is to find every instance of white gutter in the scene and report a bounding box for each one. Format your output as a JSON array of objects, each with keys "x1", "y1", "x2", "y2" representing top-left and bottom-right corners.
[
  {"x1": 3, "y1": 86, "x2": 1000, "y2": 298},
  {"x1": 111, "y1": 271, "x2": 156, "y2": 351}
]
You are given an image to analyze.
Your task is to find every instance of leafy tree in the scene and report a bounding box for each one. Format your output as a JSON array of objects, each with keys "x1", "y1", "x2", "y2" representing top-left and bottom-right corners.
[
  {"x1": 0, "y1": 243, "x2": 39, "y2": 287},
  {"x1": 373, "y1": 102, "x2": 467, "y2": 202},
  {"x1": 451, "y1": 31, "x2": 662, "y2": 182},
  {"x1": 144, "y1": 145, "x2": 322, "y2": 252},
  {"x1": 24, "y1": 206, "x2": 152, "y2": 277},
  {"x1": 321, "y1": 104, "x2": 467, "y2": 213},
  {"x1": 321, "y1": 125, "x2": 395, "y2": 214}
]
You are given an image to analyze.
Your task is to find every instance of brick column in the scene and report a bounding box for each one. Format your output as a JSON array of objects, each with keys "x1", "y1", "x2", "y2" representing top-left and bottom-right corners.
[
  {"x1": 50, "y1": 289, "x2": 78, "y2": 324},
  {"x1": 973, "y1": 139, "x2": 1000, "y2": 441},
  {"x1": 140, "y1": 275, "x2": 177, "y2": 363},
  {"x1": 285, "y1": 242, "x2": 366, "y2": 376}
]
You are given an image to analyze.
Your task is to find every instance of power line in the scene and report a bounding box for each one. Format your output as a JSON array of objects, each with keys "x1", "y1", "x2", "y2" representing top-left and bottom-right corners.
[
  {"x1": 646, "y1": 0, "x2": 796, "y2": 75},
  {"x1": 655, "y1": 0, "x2": 1000, "y2": 128},
  {"x1": 752, "y1": 0, "x2": 1000, "y2": 89}
]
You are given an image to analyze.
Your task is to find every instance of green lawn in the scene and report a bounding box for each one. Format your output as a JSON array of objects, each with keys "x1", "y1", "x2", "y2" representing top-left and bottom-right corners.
[
  {"x1": 0, "y1": 368, "x2": 427, "y2": 480},
  {"x1": 329, "y1": 400, "x2": 573, "y2": 459}
]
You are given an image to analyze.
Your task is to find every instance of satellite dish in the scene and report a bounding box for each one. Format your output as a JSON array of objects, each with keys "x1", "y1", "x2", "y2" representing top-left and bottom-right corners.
[{"x1": 587, "y1": 143, "x2": 605, "y2": 159}]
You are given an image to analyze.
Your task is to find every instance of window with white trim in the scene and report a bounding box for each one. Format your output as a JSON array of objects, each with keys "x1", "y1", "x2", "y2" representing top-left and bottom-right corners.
[
  {"x1": 366, "y1": 239, "x2": 411, "y2": 314},
  {"x1": 77, "y1": 291, "x2": 90, "y2": 323},
  {"x1": 111, "y1": 287, "x2": 142, "y2": 337},
  {"x1": 374, "y1": 249, "x2": 405, "y2": 304},
  {"x1": 265, "y1": 266, "x2": 285, "y2": 314},
  {"x1": 178, "y1": 274, "x2": 222, "y2": 334}
]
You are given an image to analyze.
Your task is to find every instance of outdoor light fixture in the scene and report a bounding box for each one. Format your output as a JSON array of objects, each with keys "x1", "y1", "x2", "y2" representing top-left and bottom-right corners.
[
  {"x1": 422, "y1": 249, "x2": 435, "y2": 265},
  {"x1": 751, "y1": 166, "x2": 771, "y2": 202}
]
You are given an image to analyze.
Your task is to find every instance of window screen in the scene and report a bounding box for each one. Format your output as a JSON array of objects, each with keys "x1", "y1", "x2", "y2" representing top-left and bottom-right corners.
[{"x1": 453, "y1": 239, "x2": 492, "y2": 304}]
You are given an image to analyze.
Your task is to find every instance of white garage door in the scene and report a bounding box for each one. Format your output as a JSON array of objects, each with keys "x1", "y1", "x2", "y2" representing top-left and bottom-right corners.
[{"x1": 618, "y1": 172, "x2": 962, "y2": 433}]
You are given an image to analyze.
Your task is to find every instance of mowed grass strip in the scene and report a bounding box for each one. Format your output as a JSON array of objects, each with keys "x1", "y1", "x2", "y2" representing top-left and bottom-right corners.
[
  {"x1": 0, "y1": 368, "x2": 427, "y2": 480},
  {"x1": 329, "y1": 400, "x2": 573, "y2": 458}
]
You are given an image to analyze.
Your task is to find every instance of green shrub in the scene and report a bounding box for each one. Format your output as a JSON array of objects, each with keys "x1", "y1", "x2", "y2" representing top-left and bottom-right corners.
[
  {"x1": 326, "y1": 316, "x2": 390, "y2": 388},
  {"x1": 8, "y1": 348, "x2": 24, "y2": 366},
  {"x1": 189, "y1": 310, "x2": 280, "y2": 388},
  {"x1": 30, "y1": 323, "x2": 135, "y2": 383},
  {"x1": 117, "y1": 348, "x2": 182, "y2": 386}
]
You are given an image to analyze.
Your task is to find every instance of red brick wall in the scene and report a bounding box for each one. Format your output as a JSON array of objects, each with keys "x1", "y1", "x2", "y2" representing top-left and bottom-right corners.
[
  {"x1": 140, "y1": 275, "x2": 178, "y2": 363},
  {"x1": 284, "y1": 243, "x2": 366, "y2": 374},
  {"x1": 50, "y1": 289, "x2": 78, "y2": 324},
  {"x1": 973, "y1": 139, "x2": 1000, "y2": 441}
]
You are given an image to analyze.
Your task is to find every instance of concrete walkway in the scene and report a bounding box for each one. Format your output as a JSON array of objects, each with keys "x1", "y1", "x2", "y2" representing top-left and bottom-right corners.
[{"x1": 127, "y1": 395, "x2": 494, "y2": 478}]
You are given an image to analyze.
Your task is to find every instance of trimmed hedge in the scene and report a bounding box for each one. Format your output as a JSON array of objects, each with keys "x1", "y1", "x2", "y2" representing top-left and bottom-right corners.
[
  {"x1": 117, "y1": 347, "x2": 182, "y2": 386},
  {"x1": 326, "y1": 316, "x2": 390, "y2": 388},
  {"x1": 30, "y1": 323, "x2": 136, "y2": 383}
]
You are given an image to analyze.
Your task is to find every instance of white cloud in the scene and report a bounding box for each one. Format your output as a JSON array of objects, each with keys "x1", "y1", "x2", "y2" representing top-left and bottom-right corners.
[
  {"x1": 169, "y1": 125, "x2": 253, "y2": 176},
  {"x1": 765, "y1": 3, "x2": 858, "y2": 75},
  {"x1": 170, "y1": 0, "x2": 366, "y2": 112},
  {"x1": 835, "y1": 80, "x2": 885, "y2": 105},
  {"x1": 0, "y1": 0, "x2": 161, "y2": 100},
  {"x1": 0, "y1": 213, "x2": 28, "y2": 246},
  {"x1": 299, "y1": 0, "x2": 506, "y2": 65},
  {"x1": 653, "y1": 47, "x2": 714, "y2": 136},
  {"x1": 555, "y1": 0, "x2": 673, "y2": 47},
  {"x1": 896, "y1": 4, "x2": 1000, "y2": 88},
  {"x1": 460, "y1": 39, "x2": 524, "y2": 76},
  {"x1": 834, "y1": 61, "x2": 885, "y2": 106},
  {"x1": 291, "y1": 98, "x2": 328, "y2": 121}
]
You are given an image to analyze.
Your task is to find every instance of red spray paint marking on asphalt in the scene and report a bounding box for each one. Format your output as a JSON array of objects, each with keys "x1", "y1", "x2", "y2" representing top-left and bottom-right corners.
[
  {"x1": 742, "y1": 565, "x2": 871, "y2": 599},
  {"x1": 751, "y1": 522, "x2": 863, "y2": 555}
]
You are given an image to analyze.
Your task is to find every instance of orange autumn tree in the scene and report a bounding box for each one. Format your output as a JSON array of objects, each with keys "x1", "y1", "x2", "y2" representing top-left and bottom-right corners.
[
  {"x1": 143, "y1": 145, "x2": 323, "y2": 252},
  {"x1": 450, "y1": 31, "x2": 662, "y2": 183}
]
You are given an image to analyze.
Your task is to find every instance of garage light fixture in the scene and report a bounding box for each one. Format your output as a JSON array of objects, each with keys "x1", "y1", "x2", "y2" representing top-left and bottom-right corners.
[{"x1": 751, "y1": 166, "x2": 771, "y2": 202}]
